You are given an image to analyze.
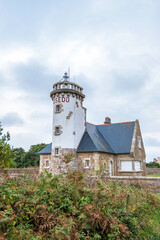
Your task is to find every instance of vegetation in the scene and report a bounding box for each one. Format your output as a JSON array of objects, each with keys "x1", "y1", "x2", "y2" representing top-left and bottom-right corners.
[
  {"x1": 146, "y1": 162, "x2": 160, "y2": 168},
  {"x1": 0, "y1": 122, "x2": 14, "y2": 170},
  {"x1": 13, "y1": 144, "x2": 47, "y2": 168},
  {"x1": 0, "y1": 171, "x2": 160, "y2": 239},
  {"x1": 147, "y1": 174, "x2": 160, "y2": 177}
]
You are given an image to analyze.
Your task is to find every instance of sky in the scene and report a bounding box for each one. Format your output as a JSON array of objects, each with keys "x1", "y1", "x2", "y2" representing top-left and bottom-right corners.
[{"x1": 0, "y1": 0, "x2": 160, "y2": 162}]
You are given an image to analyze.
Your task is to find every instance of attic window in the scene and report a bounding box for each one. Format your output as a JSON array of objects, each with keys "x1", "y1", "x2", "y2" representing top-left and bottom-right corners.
[{"x1": 138, "y1": 136, "x2": 141, "y2": 149}]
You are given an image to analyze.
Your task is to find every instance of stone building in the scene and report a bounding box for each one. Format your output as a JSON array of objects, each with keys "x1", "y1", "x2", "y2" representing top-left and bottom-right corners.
[
  {"x1": 39, "y1": 72, "x2": 146, "y2": 176},
  {"x1": 153, "y1": 157, "x2": 160, "y2": 164}
]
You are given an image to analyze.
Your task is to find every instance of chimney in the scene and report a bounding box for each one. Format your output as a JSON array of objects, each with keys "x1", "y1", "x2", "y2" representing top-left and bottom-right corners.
[{"x1": 104, "y1": 117, "x2": 111, "y2": 124}]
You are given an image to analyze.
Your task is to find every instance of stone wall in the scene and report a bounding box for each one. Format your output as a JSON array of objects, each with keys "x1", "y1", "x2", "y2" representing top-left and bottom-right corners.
[
  {"x1": 0, "y1": 168, "x2": 39, "y2": 179},
  {"x1": 110, "y1": 176, "x2": 160, "y2": 193},
  {"x1": 146, "y1": 168, "x2": 160, "y2": 175},
  {"x1": 77, "y1": 152, "x2": 114, "y2": 175}
]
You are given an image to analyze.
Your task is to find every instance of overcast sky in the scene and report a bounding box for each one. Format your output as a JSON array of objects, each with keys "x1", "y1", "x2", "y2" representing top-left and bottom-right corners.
[{"x1": 0, "y1": 0, "x2": 160, "y2": 162}]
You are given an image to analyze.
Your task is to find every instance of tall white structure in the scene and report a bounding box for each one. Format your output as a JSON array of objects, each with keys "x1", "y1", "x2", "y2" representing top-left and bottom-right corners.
[
  {"x1": 39, "y1": 71, "x2": 146, "y2": 177},
  {"x1": 50, "y1": 72, "x2": 86, "y2": 173}
]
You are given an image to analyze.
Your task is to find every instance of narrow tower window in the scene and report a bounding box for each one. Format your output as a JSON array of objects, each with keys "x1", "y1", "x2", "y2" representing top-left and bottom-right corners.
[
  {"x1": 56, "y1": 104, "x2": 61, "y2": 113},
  {"x1": 55, "y1": 148, "x2": 59, "y2": 156},
  {"x1": 55, "y1": 127, "x2": 60, "y2": 135}
]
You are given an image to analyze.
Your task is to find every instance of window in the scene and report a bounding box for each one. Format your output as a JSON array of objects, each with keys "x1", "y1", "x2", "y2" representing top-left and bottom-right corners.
[
  {"x1": 55, "y1": 148, "x2": 59, "y2": 156},
  {"x1": 121, "y1": 161, "x2": 132, "y2": 171},
  {"x1": 71, "y1": 84, "x2": 74, "y2": 89},
  {"x1": 56, "y1": 104, "x2": 61, "y2": 113},
  {"x1": 135, "y1": 161, "x2": 141, "y2": 171},
  {"x1": 84, "y1": 158, "x2": 90, "y2": 169},
  {"x1": 55, "y1": 127, "x2": 60, "y2": 135},
  {"x1": 138, "y1": 136, "x2": 141, "y2": 149},
  {"x1": 45, "y1": 160, "x2": 49, "y2": 168}
]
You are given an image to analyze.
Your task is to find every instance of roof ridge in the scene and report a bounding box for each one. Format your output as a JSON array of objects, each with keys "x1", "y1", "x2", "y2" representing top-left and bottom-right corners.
[{"x1": 87, "y1": 121, "x2": 135, "y2": 126}]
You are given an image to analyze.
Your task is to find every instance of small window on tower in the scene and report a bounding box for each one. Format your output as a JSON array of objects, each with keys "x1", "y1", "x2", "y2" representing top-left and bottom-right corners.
[
  {"x1": 56, "y1": 104, "x2": 61, "y2": 113},
  {"x1": 55, "y1": 127, "x2": 60, "y2": 135},
  {"x1": 55, "y1": 148, "x2": 59, "y2": 156}
]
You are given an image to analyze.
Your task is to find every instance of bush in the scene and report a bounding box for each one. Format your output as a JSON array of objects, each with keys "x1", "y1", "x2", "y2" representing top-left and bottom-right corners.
[
  {"x1": 146, "y1": 162, "x2": 160, "y2": 168},
  {"x1": 0, "y1": 171, "x2": 160, "y2": 239}
]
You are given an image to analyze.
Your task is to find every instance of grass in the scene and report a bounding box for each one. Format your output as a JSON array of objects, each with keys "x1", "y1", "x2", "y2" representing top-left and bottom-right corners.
[{"x1": 147, "y1": 174, "x2": 160, "y2": 177}]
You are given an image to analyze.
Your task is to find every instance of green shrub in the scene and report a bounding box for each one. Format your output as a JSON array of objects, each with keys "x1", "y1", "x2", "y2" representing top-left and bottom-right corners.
[{"x1": 0, "y1": 171, "x2": 160, "y2": 239}]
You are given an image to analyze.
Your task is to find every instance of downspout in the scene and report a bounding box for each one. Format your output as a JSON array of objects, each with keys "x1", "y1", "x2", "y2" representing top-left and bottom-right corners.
[{"x1": 114, "y1": 155, "x2": 117, "y2": 176}]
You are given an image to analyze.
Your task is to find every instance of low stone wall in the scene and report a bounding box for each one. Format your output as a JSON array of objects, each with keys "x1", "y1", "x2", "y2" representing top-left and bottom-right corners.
[
  {"x1": 110, "y1": 176, "x2": 160, "y2": 193},
  {"x1": 146, "y1": 167, "x2": 160, "y2": 175},
  {"x1": 0, "y1": 168, "x2": 39, "y2": 179}
]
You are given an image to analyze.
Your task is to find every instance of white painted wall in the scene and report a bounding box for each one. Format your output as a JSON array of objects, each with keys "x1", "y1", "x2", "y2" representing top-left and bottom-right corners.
[{"x1": 52, "y1": 93, "x2": 85, "y2": 150}]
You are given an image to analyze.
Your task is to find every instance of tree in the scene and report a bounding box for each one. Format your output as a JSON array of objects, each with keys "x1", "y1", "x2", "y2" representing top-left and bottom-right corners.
[
  {"x1": 12, "y1": 147, "x2": 25, "y2": 168},
  {"x1": 0, "y1": 122, "x2": 14, "y2": 169},
  {"x1": 146, "y1": 162, "x2": 160, "y2": 168},
  {"x1": 20, "y1": 143, "x2": 47, "y2": 167}
]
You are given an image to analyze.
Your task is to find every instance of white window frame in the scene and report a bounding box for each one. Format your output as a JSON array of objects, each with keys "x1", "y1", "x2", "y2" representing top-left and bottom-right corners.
[
  {"x1": 84, "y1": 158, "x2": 90, "y2": 169},
  {"x1": 55, "y1": 148, "x2": 59, "y2": 156},
  {"x1": 55, "y1": 126, "x2": 60, "y2": 135},
  {"x1": 55, "y1": 104, "x2": 61, "y2": 113},
  {"x1": 135, "y1": 161, "x2": 141, "y2": 171},
  {"x1": 120, "y1": 161, "x2": 133, "y2": 172},
  {"x1": 44, "y1": 160, "x2": 50, "y2": 168}
]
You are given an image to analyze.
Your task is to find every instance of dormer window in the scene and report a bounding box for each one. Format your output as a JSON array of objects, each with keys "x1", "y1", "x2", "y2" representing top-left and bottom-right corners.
[{"x1": 138, "y1": 136, "x2": 141, "y2": 149}]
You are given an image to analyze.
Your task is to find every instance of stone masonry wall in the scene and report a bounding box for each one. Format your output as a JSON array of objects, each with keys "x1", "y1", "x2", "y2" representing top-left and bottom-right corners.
[
  {"x1": 146, "y1": 168, "x2": 160, "y2": 175},
  {"x1": 0, "y1": 168, "x2": 39, "y2": 179},
  {"x1": 77, "y1": 152, "x2": 114, "y2": 176},
  {"x1": 110, "y1": 176, "x2": 160, "y2": 193}
]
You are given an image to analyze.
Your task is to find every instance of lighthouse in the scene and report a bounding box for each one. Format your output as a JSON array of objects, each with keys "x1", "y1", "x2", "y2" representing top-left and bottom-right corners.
[{"x1": 50, "y1": 71, "x2": 86, "y2": 174}]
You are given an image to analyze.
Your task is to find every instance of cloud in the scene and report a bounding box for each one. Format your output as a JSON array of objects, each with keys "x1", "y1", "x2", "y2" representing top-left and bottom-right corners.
[
  {"x1": 1, "y1": 112, "x2": 24, "y2": 127},
  {"x1": 0, "y1": 0, "x2": 160, "y2": 163}
]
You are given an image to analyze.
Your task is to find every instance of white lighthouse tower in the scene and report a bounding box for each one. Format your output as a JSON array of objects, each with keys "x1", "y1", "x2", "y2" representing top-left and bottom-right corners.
[{"x1": 50, "y1": 71, "x2": 86, "y2": 174}]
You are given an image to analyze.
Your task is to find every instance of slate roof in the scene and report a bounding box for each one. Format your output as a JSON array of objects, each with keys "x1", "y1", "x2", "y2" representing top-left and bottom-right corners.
[
  {"x1": 77, "y1": 121, "x2": 135, "y2": 154},
  {"x1": 39, "y1": 121, "x2": 135, "y2": 155},
  {"x1": 38, "y1": 143, "x2": 52, "y2": 154}
]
